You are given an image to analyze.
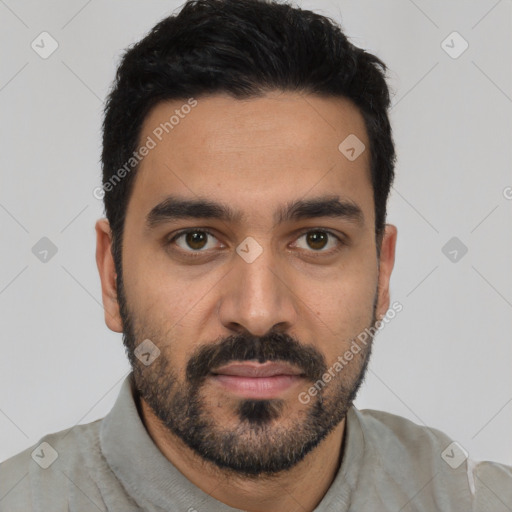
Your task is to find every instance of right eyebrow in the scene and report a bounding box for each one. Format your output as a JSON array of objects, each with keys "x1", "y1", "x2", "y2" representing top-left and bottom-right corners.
[{"x1": 146, "y1": 196, "x2": 243, "y2": 228}]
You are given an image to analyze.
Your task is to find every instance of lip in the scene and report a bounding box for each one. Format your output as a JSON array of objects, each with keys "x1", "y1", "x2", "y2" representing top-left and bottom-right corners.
[
  {"x1": 211, "y1": 361, "x2": 304, "y2": 378},
  {"x1": 209, "y1": 362, "x2": 305, "y2": 398}
]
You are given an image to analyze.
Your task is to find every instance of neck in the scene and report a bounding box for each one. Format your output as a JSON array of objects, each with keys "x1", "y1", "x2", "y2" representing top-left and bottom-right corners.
[{"x1": 139, "y1": 397, "x2": 346, "y2": 512}]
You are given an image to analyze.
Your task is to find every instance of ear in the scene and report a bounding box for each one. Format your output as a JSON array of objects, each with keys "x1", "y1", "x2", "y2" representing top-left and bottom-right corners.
[
  {"x1": 95, "y1": 218, "x2": 123, "y2": 333},
  {"x1": 376, "y1": 224, "x2": 397, "y2": 319}
]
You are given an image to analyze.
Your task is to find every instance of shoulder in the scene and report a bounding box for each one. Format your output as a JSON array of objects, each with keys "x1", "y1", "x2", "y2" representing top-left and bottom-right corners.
[
  {"x1": 354, "y1": 407, "x2": 455, "y2": 454},
  {"x1": 350, "y1": 407, "x2": 512, "y2": 511},
  {"x1": 0, "y1": 419, "x2": 109, "y2": 511}
]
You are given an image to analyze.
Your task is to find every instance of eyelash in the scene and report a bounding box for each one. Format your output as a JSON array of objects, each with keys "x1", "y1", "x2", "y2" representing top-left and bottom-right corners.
[{"x1": 166, "y1": 228, "x2": 345, "y2": 258}]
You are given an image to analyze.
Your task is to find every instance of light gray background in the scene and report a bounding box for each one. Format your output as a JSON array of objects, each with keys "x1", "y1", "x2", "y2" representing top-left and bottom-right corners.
[{"x1": 1, "y1": 0, "x2": 511, "y2": 465}]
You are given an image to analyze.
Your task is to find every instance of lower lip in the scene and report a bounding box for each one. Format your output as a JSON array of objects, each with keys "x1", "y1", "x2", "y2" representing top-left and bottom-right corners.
[{"x1": 210, "y1": 374, "x2": 303, "y2": 398}]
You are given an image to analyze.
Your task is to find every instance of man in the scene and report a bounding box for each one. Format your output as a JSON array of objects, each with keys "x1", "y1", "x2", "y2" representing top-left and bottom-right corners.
[{"x1": 1, "y1": 0, "x2": 510, "y2": 510}]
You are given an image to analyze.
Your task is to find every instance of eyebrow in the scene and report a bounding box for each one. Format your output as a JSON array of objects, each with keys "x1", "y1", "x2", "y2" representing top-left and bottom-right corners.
[{"x1": 146, "y1": 194, "x2": 364, "y2": 229}]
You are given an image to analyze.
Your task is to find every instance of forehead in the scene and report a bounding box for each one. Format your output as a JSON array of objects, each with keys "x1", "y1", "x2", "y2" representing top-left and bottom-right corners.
[{"x1": 129, "y1": 92, "x2": 373, "y2": 227}]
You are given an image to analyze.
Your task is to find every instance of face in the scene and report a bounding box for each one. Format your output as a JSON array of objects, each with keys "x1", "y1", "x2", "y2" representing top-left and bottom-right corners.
[{"x1": 96, "y1": 92, "x2": 396, "y2": 477}]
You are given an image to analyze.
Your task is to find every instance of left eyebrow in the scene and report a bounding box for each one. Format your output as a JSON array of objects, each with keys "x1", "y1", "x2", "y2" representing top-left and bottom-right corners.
[
  {"x1": 273, "y1": 196, "x2": 364, "y2": 228},
  {"x1": 145, "y1": 194, "x2": 364, "y2": 229}
]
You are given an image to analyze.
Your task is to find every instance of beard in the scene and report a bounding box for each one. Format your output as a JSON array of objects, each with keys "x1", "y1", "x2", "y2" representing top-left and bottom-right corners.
[{"x1": 117, "y1": 273, "x2": 377, "y2": 478}]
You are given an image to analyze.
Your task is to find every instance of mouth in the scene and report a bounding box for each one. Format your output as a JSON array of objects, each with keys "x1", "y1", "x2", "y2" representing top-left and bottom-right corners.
[{"x1": 209, "y1": 361, "x2": 305, "y2": 399}]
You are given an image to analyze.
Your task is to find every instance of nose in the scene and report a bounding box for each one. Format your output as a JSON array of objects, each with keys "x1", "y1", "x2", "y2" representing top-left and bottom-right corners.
[{"x1": 218, "y1": 244, "x2": 299, "y2": 337}]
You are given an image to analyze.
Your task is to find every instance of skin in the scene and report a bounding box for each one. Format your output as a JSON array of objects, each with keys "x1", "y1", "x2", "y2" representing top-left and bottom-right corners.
[{"x1": 96, "y1": 91, "x2": 397, "y2": 512}]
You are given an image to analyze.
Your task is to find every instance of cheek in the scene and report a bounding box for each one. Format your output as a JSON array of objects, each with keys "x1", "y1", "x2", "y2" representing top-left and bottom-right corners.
[
  {"x1": 301, "y1": 269, "x2": 377, "y2": 364},
  {"x1": 124, "y1": 233, "x2": 220, "y2": 310},
  {"x1": 307, "y1": 262, "x2": 377, "y2": 324},
  {"x1": 122, "y1": 263, "x2": 213, "y2": 369}
]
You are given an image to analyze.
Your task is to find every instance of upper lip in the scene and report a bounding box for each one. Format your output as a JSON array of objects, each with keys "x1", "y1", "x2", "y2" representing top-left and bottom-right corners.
[{"x1": 211, "y1": 361, "x2": 304, "y2": 378}]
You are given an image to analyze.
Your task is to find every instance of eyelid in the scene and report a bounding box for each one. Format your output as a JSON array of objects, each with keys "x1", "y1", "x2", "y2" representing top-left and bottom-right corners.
[
  {"x1": 167, "y1": 228, "x2": 223, "y2": 249},
  {"x1": 294, "y1": 226, "x2": 345, "y2": 239},
  {"x1": 165, "y1": 227, "x2": 346, "y2": 255},
  {"x1": 291, "y1": 228, "x2": 346, "y2": 253}
]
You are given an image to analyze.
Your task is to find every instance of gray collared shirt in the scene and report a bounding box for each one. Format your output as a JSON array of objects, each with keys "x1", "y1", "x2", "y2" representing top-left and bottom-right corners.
[{"x1": 1, "y1": 373, "x2": 511, "y2": 511}]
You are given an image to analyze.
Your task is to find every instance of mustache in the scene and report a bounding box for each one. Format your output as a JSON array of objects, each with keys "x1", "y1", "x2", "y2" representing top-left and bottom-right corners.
[{"x1": 186, "y1": 331, "x2": 327, "y2": 385}]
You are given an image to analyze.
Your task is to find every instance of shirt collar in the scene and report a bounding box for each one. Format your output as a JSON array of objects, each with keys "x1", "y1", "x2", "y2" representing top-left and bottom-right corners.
[{"x1": 100, "y1": 372, "x2": 365, "y2": 511}]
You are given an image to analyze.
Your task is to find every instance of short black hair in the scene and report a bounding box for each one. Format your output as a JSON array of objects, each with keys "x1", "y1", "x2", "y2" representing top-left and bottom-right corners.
[{"x1": 101, "y1": 0, "x2": 395, "y2": 276}]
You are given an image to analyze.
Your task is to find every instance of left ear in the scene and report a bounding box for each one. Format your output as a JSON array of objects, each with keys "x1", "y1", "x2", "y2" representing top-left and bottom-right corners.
[{"x1": 376, "y1": 224, "x2": 397, "y2": 319}]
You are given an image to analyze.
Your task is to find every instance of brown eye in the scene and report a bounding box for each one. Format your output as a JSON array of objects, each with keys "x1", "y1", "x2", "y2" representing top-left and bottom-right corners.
[
  {"x1": 293, "y1": 229, "x2": 343, "y2": 254},
  {"x1": 172, "y1": 230, "x2": 220, "y2": 252},
  {"x1": 185, "y1": 231, "x2": 208, "y2": 250},
  {"x1": 306, "y1": 231, "x2": 328, "y2": 250}
]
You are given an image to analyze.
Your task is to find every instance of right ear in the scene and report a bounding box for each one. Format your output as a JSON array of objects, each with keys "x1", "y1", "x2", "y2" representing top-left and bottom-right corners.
[{"x1": 95, "y1": 218, "x2": 123, "y2": 333}]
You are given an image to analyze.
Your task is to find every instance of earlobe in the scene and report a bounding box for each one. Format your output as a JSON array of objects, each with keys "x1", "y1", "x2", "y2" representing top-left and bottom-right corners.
[
  {"x1": 95, "y1": 218, "x2": 123, "y2": 333},
  {"x1": 376, "y1": 224, "x2": 397, "y2": 319}
]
